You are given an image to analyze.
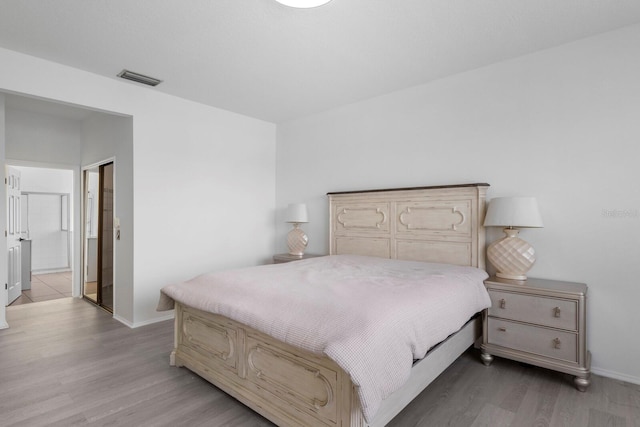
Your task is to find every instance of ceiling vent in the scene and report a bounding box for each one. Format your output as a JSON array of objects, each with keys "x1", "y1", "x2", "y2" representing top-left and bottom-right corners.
[{"x1": 117, "y1": 69, "x2": 162, "y2": 87}]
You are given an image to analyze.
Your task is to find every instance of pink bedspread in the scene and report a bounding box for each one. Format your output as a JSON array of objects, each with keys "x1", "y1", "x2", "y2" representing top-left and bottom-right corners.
[{"x1": 158, "y1": 254, "x2": 490, "y2": 422}]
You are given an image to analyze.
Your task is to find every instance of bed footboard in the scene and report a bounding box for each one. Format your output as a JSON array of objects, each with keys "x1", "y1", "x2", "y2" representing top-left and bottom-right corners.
[
  {"x1": 172, "y1": 302, "x2": 363, "y2": 427},
  {"x1": 171, "y1": 302, "x2": 481, "y2": 427}
]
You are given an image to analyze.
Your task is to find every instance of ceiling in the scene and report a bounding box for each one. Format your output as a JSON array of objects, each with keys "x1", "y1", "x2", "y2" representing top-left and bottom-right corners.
[{"x1": 1, "y1": 0, "x2": 640, "y2": 123}]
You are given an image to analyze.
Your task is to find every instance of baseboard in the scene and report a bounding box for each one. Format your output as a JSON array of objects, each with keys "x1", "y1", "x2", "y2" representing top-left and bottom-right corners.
[
  {"x1": 112, "y1": 314, "x2": 135, "y2": 328},
  {"x1": 0, "y1": 321, "x2": 8, "y2": 330},
  {"x1": 592, "y1": 366, "x2": 640, "y2": 386},
  {"x1": 133, "y1": 313, "x2": 175, "y2": 328},
  {"x1": 32, "y1": 268, "x2": 72, "y2": 275},
  {"x1": 113, "y1": 312, "x2": 175, "y2": 329}
]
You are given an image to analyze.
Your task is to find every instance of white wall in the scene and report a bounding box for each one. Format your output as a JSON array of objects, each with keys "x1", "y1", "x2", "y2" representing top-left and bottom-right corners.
[
  {"x1": 0, "y1": 46, "x2": 277, "y2": 327},
  {"x1": 276, "y1": 24, "x2": 640, "y2": 384},
  {"x1": 5, "y1": 108, "x2": 82, "y2": 165},
  {"x1": 17, "y1": 166, "x2": 74, "y2": 195},
  {"x1": 132, "y1": 104, "x2": 276, "y2": 325},
  {"x1": 81, "y1": 113, "x2": 135, "y2": 323}
]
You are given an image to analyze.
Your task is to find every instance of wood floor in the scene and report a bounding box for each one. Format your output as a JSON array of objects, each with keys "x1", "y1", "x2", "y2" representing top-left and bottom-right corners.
[{"x1": 1, "y1": 298, "x2": 639, "y2": 427}]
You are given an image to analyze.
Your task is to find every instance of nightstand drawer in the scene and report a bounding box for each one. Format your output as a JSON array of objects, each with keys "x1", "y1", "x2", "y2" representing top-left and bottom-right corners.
[
  {"x1": 488, "y1": 290, "x2": 578, "y2": 331},
  {"x1": 487, "y1": 318, "x2": 578, "y2": 363}
]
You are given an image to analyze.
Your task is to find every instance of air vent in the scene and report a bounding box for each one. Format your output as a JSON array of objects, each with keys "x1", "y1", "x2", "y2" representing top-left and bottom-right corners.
[{"x1": 117, "y1": 69, "x2": 162, "y2": 87}]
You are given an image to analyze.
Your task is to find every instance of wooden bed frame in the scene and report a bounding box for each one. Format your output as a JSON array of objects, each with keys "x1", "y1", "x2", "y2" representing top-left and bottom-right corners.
[{"x1": 170, "y1": 183, "x2": 489, "y2": 427}]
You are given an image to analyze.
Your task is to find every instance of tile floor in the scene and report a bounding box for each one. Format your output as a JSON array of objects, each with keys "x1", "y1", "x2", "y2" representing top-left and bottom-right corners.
[{"x1": 9, "y1": 271, "x2": 72, "y2": 306}]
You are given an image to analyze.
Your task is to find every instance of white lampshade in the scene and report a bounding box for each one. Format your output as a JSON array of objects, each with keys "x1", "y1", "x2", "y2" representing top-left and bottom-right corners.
[
  {"x1": 286, "y1": 203, "x2": 309, "y2": 223},
  {"x1": 275, "y1": 0, "x2": 332, "y2": 8},
  {"x1": 484, "y1": 197, "x2": 543, "y2": 228}
]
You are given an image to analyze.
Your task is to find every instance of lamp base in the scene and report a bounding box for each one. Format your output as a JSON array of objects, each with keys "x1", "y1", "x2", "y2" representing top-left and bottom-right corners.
[
  {"x1": 287, "y1": 224, "x2": 308, "y2": 256},
  {"x1": 495, "y1": 271, "x2": 528, "y2": 281},
  {"x1": 487, "y1": 228, "x2": 536, "y2": 281}
]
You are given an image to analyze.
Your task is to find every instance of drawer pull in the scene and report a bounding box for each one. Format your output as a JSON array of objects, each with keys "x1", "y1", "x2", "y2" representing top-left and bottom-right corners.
[
  {"x1": 553, "y1": 307, "x2": 561, "y2": 318},
  {"x1": 553, "y1": 338, "x2": 561, "y2": 349},
  {"x1": 499, "y1": 299, "x2": 506, "y2": 309},
  {"x1": 498, "y1": 327, "x2": 507, "y2": 332}
]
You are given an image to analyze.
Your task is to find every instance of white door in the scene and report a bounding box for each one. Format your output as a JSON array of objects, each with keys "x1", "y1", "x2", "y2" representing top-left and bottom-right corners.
[{"x1": 6, "y1": 167, "x2": 22, "y2": 305}]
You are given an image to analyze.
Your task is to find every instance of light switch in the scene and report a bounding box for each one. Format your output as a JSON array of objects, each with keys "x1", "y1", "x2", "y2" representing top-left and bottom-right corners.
[{"x1": 114, "y1": 217, "x2": 121, "y2": 240}]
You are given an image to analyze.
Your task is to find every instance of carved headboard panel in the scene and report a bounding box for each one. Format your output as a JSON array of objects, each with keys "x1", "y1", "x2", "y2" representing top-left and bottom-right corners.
[{"x1": 327, "y1": 183, "x2": 489, "y2": 269}]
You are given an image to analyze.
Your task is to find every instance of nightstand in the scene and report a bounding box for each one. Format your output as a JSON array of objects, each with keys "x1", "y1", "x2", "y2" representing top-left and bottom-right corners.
[
  {"x1": 273, "y1": 253, "x2": 322, "y2": 264},
  {"x1": 480, "y1": 276, "x2": 591, "y2": 391}
]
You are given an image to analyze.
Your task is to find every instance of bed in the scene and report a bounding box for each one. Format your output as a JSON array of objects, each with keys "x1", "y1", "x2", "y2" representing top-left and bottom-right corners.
[{"x1": 159, "y1": 183, "x2": 490, "y2": 427}]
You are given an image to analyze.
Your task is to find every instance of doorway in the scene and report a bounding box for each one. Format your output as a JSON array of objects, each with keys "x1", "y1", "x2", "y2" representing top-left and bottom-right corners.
[
  {"x1": 6, "y1": 165, "x2": 75, "y2": 306},
  {"x1": 83, "y1": 162, "x2": 114, "y2": 312}
]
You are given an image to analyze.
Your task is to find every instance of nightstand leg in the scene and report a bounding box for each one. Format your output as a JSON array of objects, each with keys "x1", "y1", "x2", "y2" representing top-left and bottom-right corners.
[
  {"x1": 574, "y1": 374, "x2": 591, "y2": 392},
  {"x1": 480, "y1": 351, "x2": 493, "y2": 366}
]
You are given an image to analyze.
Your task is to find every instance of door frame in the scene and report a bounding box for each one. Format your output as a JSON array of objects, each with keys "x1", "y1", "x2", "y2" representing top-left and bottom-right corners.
[
  {"x1": 4, "y1": 160, "x2": 81, "y2": 299},
  {"x1": 6, "y1": 166, "x2": 22, "y2": 305},
  {"x1": 81, "y1": 158, "x2": 116, "y2": 313}
]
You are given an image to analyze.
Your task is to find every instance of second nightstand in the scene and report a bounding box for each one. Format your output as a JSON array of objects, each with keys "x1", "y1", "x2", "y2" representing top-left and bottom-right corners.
[
  {"x1": 480, "y1": 276, "x2": 591, "y2": 391},
  {"x1": 273, "y1": 253, "x2": 322, "y2": 264}
]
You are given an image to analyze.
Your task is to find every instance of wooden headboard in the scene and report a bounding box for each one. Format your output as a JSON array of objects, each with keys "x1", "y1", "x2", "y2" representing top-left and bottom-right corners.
[{"x1": 327, "y1": 183, "x2": 489, "y2": 269}]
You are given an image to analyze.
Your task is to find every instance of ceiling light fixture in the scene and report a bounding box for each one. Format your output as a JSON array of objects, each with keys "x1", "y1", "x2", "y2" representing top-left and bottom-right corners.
[{"x1": 275, "y1": 0, "x2": 332, "y2": 8}]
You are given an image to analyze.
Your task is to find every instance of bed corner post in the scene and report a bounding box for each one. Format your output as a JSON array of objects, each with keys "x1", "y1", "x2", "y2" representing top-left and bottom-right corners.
[
  {"x1": 349, "y1": 385, "x2": 368, "y2": 427},
  {"x1": 328, "y1": 193, "x2": 336, "y2": 256},
  {"x1": 170, "y1": 303, "x2": 182, "y2": 367},
  {"x1": 476, "y1": 184, "x2": 489, "y2": 271}
]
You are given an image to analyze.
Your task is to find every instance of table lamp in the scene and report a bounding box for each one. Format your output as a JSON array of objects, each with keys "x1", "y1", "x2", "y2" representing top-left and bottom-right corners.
[
  {"x1": 483, "y1": 197, "x2": 543, "y2": 281},
  {"x1": 286, "y1": 203, "x2": 309, "y2": 256}
]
